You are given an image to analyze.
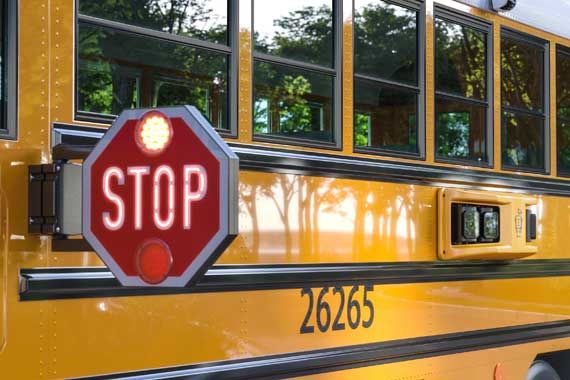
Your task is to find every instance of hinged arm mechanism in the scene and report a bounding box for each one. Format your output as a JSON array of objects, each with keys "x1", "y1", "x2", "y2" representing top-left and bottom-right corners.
[{"x1": 28, "y1": 143, "x2": 93, "y2": 239}]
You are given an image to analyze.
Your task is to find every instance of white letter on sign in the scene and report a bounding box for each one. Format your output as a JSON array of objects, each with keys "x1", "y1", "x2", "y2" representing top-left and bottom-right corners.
[
  {"x1": 154, "y1": 165, "x2": 175, "y2": 230},
  {"x1": 102, "y1": 167, "x2": 125, "y2": 231},
  {"x1": 127, "y1": 166, "x2": 150, "y2": 230},
  {"x1": 183, "y1": 165, "x2": 207, "y2": 230}
]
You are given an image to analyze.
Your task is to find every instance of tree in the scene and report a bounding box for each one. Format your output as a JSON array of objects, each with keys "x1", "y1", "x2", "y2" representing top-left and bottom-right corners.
[
  {"x1": 77, "y1": 0, "x2": 228, "y2": 126},
  {"x1": 253, "y1": 5, "x2": 333, "y2": 137},
  {"x1": 354, "y1": 3, "x2": 417, "y2": 83}
]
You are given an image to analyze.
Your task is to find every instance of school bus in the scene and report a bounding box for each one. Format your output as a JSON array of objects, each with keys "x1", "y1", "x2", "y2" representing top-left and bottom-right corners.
[{"x1": 4, "y1": 0, "x2": 570, "y2": 378}]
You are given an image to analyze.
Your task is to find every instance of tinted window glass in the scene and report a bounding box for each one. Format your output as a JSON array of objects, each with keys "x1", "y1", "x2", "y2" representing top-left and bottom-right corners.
[
  {"x1": 253, "y1": 0, "x2": 333, "y2": 67},
  {"x1": 557, "y1": 50, "x2": 570, "y2": 173},
  {"x1": 557, "y1": 50, "x2": 570, "y2": 119},
  {"x1": 354, "y1": 0, "x2": 418, "y2": 85},
  {"x1": 501, "y1": 36, "x2": 544, "y2": 112},
  {"x1": 435, "y1": 16, "x2": 489, "y2": 165},
  {"x1": 436, "y1": 98, "x2": 486, "y2": 162},
  {"x1": 253, "y1": 61, "x2": 333, "y2": 141},
  {"x1": 435, "y1": 18, "x2": 486, "y2": 100},
  {"x1": 502, "y1": 111, "x2": 544, "y2": 170},
  {"x1": 501, "y1": 31, "x2": 546, "y2": 172},
  {"x1": 79, "y1": 0, "x2": 228, "y2": 45},
  {"x1": 558, "y1": 120, "x2": 570, "y2": 173},
  {"x1": 77, "y1": 24, "x2": 229, "y2": 129},
  {"x1": 354, "y1": 79, "x2": 417, "y2": 153}
]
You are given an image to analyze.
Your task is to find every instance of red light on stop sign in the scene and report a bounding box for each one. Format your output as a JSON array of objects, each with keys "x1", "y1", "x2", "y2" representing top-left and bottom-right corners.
[
  {"x1": 136, "y1": 239, "x2": 173, "y2": 284},
  {"x1": 83, "y1": 106, "x2": 239, "y2": 287}
]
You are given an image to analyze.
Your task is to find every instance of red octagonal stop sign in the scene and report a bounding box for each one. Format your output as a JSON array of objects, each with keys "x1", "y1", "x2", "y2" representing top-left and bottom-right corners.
[{"x1": 83, "y1": 106, "x2": 238, "y2": 287}]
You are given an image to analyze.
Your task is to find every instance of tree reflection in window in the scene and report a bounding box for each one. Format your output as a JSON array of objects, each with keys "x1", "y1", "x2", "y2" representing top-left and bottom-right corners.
[
  {"x1": 435, "y1": 18, "x2": 486, "y2": 100},
  {"x1": 253, "y1": 62, "x2": 333, "y2": 141},
  {"x1": 354, "y1": 0, "x2": 417, "y2": 85},
  {"x1": 435, "y1": 14, "x2": 489, "y2": 164},
  {"x1": 79, "y1": 0, "x2": 228, "y2": 44},
  {"x1": 252, "y1": 0, "x2": 336, "y2": 143},
  {"x1": 353, "y1": 0, "x2": 420, "y2": 155},
  {"x1": 254, "y1": 0, "x2": 333, "y2": 67},
  {"x1": 77, "y1": 0, "x2": 230, "y2": 129},
  {"x1": 557, "y1": 48, "x2": 570, "y2": 174},
  {"x1": 501, "y1": 31, "x2": 547, "y2": 171},
  {"x1": 437, "y1": 112, "x2": 470, "y2": 158}
]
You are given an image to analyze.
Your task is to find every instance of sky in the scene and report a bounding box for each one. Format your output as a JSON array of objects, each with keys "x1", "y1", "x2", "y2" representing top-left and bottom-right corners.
[{"x1": 254, "y1": 0, "x2": 331, "y2": 41}]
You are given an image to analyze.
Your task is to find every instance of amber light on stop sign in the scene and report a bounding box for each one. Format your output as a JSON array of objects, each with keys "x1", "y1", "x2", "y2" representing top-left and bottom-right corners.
[{"x1": 135, "y1": 111, "x2": 173, "y2": 155}]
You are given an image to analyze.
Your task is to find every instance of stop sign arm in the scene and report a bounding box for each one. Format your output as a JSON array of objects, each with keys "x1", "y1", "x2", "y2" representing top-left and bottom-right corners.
[{"x1": 80, "y1": 106, "x2": 239, "y2": 287}]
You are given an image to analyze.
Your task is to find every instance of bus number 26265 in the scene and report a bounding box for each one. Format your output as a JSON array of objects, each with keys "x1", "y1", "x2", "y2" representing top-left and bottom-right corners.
[{"x1": 300, "y1": 285, "x2": 375, "y2": 334}]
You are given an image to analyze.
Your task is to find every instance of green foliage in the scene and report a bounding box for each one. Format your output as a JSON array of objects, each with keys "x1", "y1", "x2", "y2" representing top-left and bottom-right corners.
[
  {"x1": 278, "y1": 75, "x2": 313, "y2": 133},
  {"x1": 437, "y1": 112, "x2": 470, "y2": 158},
  {"x1": 253, "y1": 70, "x2": 315, "y2": 135},
  {"x1": 354, "y1": 113, "x2": 370, "y2": 147},
  {"x1": 77, "y1": 0, "x2": 228, "y2": 127},
  {"x1": 80, "y1": 0, "x2": 227, "y2": 43},
  {"x1": 559, "y1": 122, "x2": 570, "y2": 170},
  {"x1": 501, "y1": 38, "x2": 543, "y2": 112},
  {"x1": 435, "y1": 19, "x2": 486, "y2": 99},
  {"x1": 269, "y1": 5, "x2": 333, "y2": 67},
  {"x1": 354, "y1": 1, "x2": 417, "y2": 83},
  {"x1": 253, "y1": 5, "x2": 333, "y2": 138}
]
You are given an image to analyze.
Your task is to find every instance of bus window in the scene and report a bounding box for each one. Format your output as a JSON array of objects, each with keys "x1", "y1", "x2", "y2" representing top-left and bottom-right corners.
[
  {"x1": 78, "y1": 0, "x2": 228, "y2": 45},
  {"x1": 76, "y1": 1, "x2": 231, "y2": 130},
  {"x1": 557, "y1": 46, "x2": 570, "y2": 175},
  {"x1": 353, "y1": 0, "x2": 422, "y2": 157},
  {"x1": 0, "y1": 0, "x2": 15, "y2": 140},
  {"x1": 354, "y1": 80, "x2": 417, "y2": 152},
  {"x1": 501, "y1": 29, "x2": 548, "y2": 172},
  {"x1": 252, "y1": 0, "x2": 337, "y2": 145},
  {"x1": 435, "y1": 13, "x2": 490, "y2": 165},
  {"x1": 253, "y1": 61, "x2": 333, "y2": 142}
]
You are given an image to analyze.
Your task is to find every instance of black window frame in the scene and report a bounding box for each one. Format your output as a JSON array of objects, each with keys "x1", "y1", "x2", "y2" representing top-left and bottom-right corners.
[
  {"x1": 500, "y1": 27, "x2": 550, "y2": 174},
  {"x1": 352, "y1": 0, "x2": 425, "y2": 160},
  {"x1": 251, "y1": 0, "x2": 343, "y2": 150},
  {"x1": 0, "y1": 0, "x2": 17, "y2": 140},
  {"x1": 556, "y1": 44, "x2": 570, "y2": 177},
  {"x1": 74, "y1": 0, "x2": 239, "y2": 138},
  {"x1": 433, "y1": 6, "x2": 493, "y2": 168}
]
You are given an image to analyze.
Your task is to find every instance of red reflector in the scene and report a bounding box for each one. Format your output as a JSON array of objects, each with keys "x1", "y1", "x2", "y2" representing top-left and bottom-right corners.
[{"x1": 136, "y1": 239, "x2": 173, "y2": 284}]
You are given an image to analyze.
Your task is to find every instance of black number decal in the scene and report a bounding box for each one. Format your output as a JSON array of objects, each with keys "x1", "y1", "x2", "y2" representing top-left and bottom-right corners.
[
  {"x1": 299, "y1": 284, "x2": 374, "y2": 334},
  {"x1": 300, "y1": 288, "x2": 315, "y2": 334},
  {"x1": 316, "y1": 287, "x2": 331, "y2": 332},
  {"x1": 332, "y1": 287, "x2": 346, "y2": 331},
  {"x1": 362, "y1": 284, "x2": 374, "y2": 328},
  {"x1": 347, "y1": 285, "x2": 361, "y2": 329}
]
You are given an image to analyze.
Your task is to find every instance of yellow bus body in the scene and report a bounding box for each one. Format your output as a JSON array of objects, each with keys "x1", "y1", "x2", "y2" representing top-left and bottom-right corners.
[{"x1": 2, "y1": 0, "x2": 570, "y2": 378}]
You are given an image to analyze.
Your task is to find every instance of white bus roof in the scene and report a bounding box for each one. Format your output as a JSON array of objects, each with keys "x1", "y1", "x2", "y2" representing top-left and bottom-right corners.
[{"x1": 456, "y1": 0, "x2": 570, "y2": 40}]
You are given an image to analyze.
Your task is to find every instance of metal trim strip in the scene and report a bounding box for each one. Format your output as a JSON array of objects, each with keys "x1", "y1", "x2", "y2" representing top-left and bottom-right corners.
[
  {"x1": 73, "y1": 319, "x2": 570, "y2": 379},
  {"x1": 20, "y1": 260, "x2": 570, "y2": 301},
  {"x1": 48, "y1": 124, "x2": 570, "y2": 197}
]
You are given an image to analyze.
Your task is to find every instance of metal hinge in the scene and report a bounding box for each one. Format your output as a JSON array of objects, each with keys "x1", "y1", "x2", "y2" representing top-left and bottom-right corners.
[{"x1": 28, "y1": 162, "x2": 82, "y2": 235}]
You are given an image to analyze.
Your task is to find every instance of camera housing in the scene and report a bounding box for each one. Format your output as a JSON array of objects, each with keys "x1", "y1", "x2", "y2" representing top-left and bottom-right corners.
[{"x1": 492, "y1": 0, "x2": 517, "y2": 11}]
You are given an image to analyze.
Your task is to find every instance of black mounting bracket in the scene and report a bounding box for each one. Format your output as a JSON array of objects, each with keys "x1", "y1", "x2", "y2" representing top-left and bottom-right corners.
[
  {"x1": 28, "y1": 159, "x2": 83, "y2": 238},
  {"x1": 28, "y1": 163, "x2": 63, "y2": 235}
]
